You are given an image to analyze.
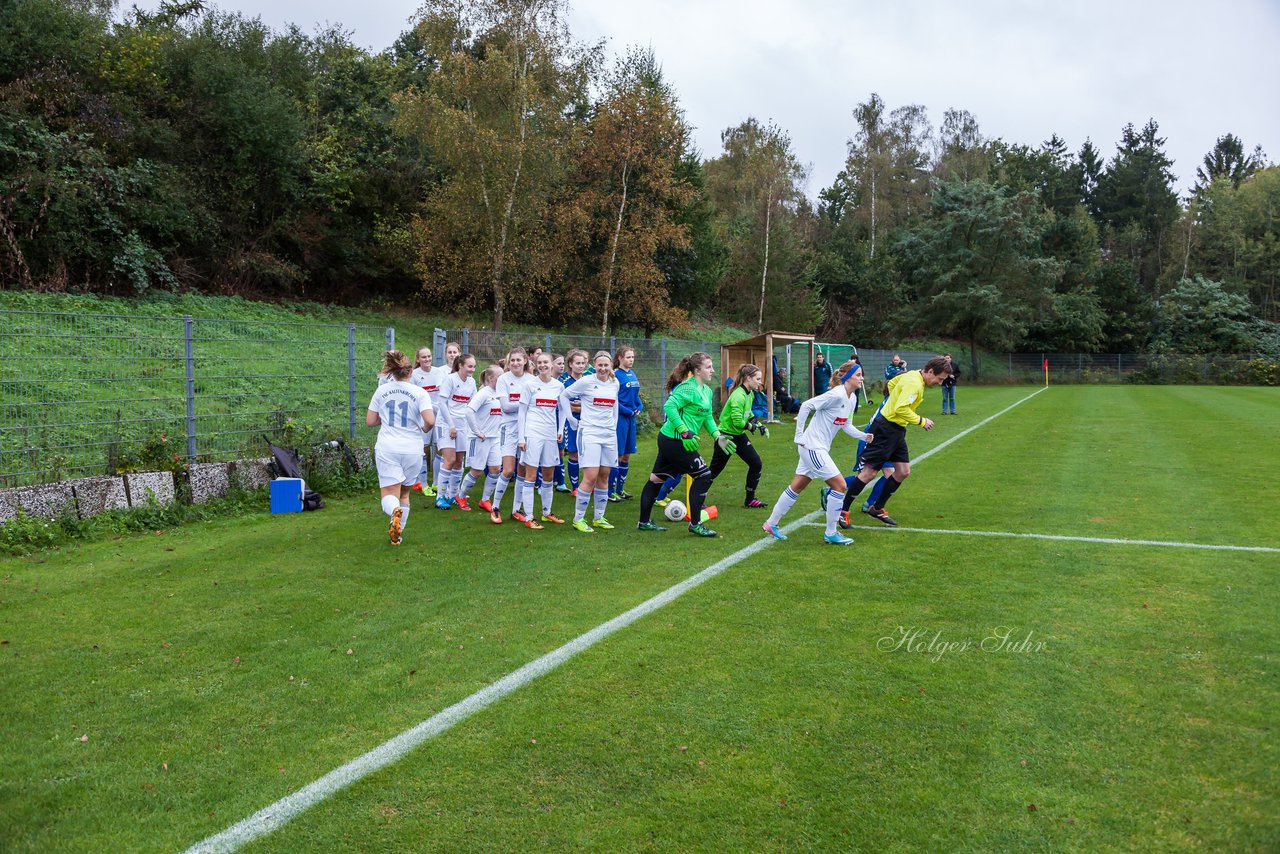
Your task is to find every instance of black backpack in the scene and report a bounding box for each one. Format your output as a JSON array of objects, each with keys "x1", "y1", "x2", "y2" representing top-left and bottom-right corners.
[{"x1": 263, "y1": 436, "x2": 325, "y2": 511}]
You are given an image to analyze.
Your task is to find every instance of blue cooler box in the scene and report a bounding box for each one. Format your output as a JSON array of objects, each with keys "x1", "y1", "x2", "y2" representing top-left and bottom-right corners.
[{"x1": 269, "y1": 478, "x2": 305, "y2": 514}]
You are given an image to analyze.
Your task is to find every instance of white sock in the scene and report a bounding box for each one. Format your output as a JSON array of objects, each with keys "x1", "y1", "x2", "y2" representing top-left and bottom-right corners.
[
  {"x1": 540, "y1": 483, "x2": 553, "y2": 516},
  {"x1": 825, "y1": 489, "x2": 844, "y2": 536},
  {"x1": 575, "y1": 489, "x2": 591, "y2": 522},
  {"x1": 521, "y1": 480, "x2": 535, "y2": 518},
  {"x1": 432, "y1": 453, "x2": 443, "y2": 490},
  {"x1": 512, "y1": 473, "x2": 526, "y2": 508},
  {"x1": 493, "y1": 473, "x2": 512, "y2": 508},
  {"x1": 399, "y1": 503, "x2": 411, "y2": 531},
  {"x1": 381, "y1": 494, "x2": 399, "y2": 516},
  {"x1": 767, "y1": 487, "x2": 798, "y2": 527},
  {"x1": 461, "y1": 471, "x2": 478, "y2": 497},
  {"x1": 593, "y1": 488, "x2": 609, "y2": 520},
  {"x1": 483, "y1": 474, "x2": 497, "y2": 502}
]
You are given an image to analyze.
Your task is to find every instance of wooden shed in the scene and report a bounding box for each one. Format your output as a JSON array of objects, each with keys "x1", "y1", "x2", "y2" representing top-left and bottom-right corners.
[{"x1": 719, "y1": 331, "x2": 816, "y2": 421}]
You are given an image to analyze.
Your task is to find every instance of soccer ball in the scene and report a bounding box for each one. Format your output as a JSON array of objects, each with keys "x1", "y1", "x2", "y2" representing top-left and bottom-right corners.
[{"x1": 664, "y1": 500, "x2": 687, "y2": 522}]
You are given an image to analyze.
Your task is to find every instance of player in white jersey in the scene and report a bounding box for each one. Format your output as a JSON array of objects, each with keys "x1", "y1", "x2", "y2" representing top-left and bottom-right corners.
[
  {"x1": 762, "y1": 361, "x2": 873, "y2": 546},
  {"x1": 487, "y1": 347, "x2": 532, "y2": 525},
  {"x1": 516, "y1": 352, "x2": 566, "y2": 529},
  {"x1": 366, "y1": 350, "x2": 435, "y2": 545},
  {"x1": 410, "y1": 346, "x2": 449, "y2": 497},
  {"x1": 559, "y1": 350, "x2": 620, "y2": 533},
  {"x1": 559, "y1": 348, "x2": 589, "y2": 493},
  {"x1": 459, "y1": 365, "x2": 504, "y2": 512},
  {"x1": 434, "y1": 352, "x2": 477, "y2": 510}
]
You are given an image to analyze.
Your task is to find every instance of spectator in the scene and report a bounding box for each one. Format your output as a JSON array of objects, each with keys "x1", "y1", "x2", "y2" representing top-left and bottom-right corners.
[
  {"x1": 813, "y1": 350, "x2": 832, "y2": 394},
  {"x1": 884, "y1": 353, "x2": 907, "y2": 383},
  {"x1": 941, "y1": 352, "x2": 960, "y2": 414}
]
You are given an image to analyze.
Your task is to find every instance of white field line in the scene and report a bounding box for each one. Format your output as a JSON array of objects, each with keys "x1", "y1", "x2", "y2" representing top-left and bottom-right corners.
[
  {"x1": 183, "y1": 386, "x2": 1049, "y2": 854},
  {"x1": 798, "y1": 523, "x2": 1280, "y2": 553}
]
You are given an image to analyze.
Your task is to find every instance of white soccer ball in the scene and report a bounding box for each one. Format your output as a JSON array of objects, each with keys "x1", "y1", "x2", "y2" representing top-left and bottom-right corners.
[{"x1": 664, "y1": 500, "x2": 687, "y2": 522}]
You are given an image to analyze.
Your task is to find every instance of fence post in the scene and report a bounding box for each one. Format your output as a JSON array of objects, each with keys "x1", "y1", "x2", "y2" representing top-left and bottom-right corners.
[
  {"x1": 348, "y1": 324, "x2": 357, "y2": 440},
  {"x1": 1117, "y1": 353, "x2": 1122, "y2": 382},
  {"x1": 1078, "y1": 353, "x2": 1083, "y2": 383},
  {"x1": 660, "y1": 339, "x2": 667, "y2": 407},
  {"x1": 183, "y1": 316, "x2": 197, "y2": 461},
  {"x1": 1008, "y1": 353, "x2": 1012, "y2": 381},
  {"x1": 609, "y1": 335, "x2": 616, "y2": 354},
  {"x1": 545, "y1": 332, "x2": 552, "y2": 353},
  {"x1": 386, "y1": 327, "x2": 394, "y2": 350},
  {"x1": 462, "y1": 329, "x2": 469, "y2": 353}
]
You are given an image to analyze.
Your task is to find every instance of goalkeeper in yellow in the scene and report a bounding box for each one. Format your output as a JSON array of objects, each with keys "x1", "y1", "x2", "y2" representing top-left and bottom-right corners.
[{"x1": 840, "y1": 355, "x2": 951, "y2": 526}]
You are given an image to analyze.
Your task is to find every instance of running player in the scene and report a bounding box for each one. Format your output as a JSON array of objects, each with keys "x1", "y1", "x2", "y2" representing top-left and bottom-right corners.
[
  {"x1": 434, "y1": 351, "x2": 476, "y2": 510},
  {"x1": 560, "y1": 350, "x2": 620, "y2": 533},
  {"x1": 517, "y1": 352, "x2": 566, "y2": 529},
  {"x1": 609, "y1": 345, "x2": 642, "y2": 502},
  {"x1": 761, "y1": 361, "x2": 872, "y2": 546},
  {"x1": 636, "y1": 351, "x2": 731, "y2": 537},
  {"x1": 710, "y1": 363, "x2": 769, "y2": 508},
  {"x1": 488, "y1": 347, "x2": 533, "y2": 524},
  {"x1": 410, "y1": 346, "x2": 448, "y2": 497},
  {"x1": 366, "y1": 350, "x2": 435, "y2": 545},
  {"x1": 460, "y1": 365, "x2": 504, "y2": 511},
  {"x1": 838, "y1": 355, "x2": 950, "y2": 526}
]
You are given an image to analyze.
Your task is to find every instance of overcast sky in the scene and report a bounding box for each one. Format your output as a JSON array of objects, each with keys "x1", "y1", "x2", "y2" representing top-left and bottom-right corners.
[{"x1": 132, "y1": 0, "x2": 1279, "y2": 198}]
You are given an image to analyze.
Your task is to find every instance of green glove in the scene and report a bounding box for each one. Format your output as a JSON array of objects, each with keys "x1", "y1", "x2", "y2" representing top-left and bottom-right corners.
[
  {"x1": 680, "y1": 430, "x2": 700, "y2": 451},
  {"x1": 715, "y1": 434, "x2": 736, "y2": 455}
]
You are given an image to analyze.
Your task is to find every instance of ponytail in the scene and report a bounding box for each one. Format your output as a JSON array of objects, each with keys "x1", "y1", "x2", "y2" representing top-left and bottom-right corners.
[{"x1": 667, "y1": 351, "x2": 711, "y2": 392}]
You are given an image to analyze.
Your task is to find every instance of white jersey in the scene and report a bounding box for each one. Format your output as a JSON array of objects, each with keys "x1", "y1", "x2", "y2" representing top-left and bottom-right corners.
[
  {"x1": 519, "y1": 376, "x2": 566, "y2": 442},
  {"x1": 496, "y1": 370, "x2": 532, "y2": 425},
  {"x1": 367, "y1": 381, "x2": 433, "y2": 454},
  {"x1": 436, "y1": 372, "x2": 477, "y2": 433},
  {"x1": 465, "y1": 385, "x2": 505, "y2": 438},
  {"x1": 411, "y1": 365, "x2": 449, "y2": 410},
  {"x1": 793, "y1": 385, "x2": 868, "y2": 453},
  {"x1": 560, "y1": 374, "x2": 619, "y2": 440}
]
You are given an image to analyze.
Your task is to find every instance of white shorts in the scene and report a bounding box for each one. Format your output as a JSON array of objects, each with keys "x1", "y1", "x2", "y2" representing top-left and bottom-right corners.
[
  {"x1": 521, "y1": 436, "x2": 560, "y2": 468},
  {"x1": 375, "y1": 447, "x2": 424, "y2": 488},
  {"x1": 436, "y1": 424, "x2": 470, "y2": 453},
  {"x1": 577, "y1": 432, "x2": 618, "y2": 469},
  {"x1": 795, "y1": 446, "x2": 840, "y2": 482},
  {"x1": 499, "y1": 421, "x2": 522, "y2": 459},
  {"x1": 468, "y1": 435, "x2": 502, "y2": 470}
]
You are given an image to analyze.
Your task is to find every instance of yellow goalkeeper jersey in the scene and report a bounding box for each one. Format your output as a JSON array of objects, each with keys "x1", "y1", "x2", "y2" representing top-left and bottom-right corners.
[{"x1": 881, "y1": 370, "x2": 927, "y2": 427}]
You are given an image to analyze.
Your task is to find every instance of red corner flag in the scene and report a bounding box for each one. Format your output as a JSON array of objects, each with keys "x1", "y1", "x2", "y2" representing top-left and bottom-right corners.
[{"x1": 1043, "y1": 358, "x2": 1049, "y2": 386}]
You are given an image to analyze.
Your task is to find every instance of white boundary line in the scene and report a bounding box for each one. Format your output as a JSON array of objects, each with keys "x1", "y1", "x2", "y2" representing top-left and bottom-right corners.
[
  {"x1": 184, "y1": 386, "x2": 1049, "y2": 854},
  {"x1": 798, "y1": 523, "x2": 1279, "y2": 553}
]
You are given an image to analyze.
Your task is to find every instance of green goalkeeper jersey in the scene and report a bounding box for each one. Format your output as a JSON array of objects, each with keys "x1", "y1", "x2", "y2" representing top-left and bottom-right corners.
[
  {"x1": 660, "y1": 377, "x2": 717, "y2": 440},
  {"x1": 717, "y1": 385, "x2": 752, "y2": 434}
]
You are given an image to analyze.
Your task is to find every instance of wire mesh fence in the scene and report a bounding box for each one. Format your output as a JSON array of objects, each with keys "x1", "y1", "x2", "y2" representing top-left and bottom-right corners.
[{"x1": 0, "y1": 310, "x2": 390, "y2": 488}]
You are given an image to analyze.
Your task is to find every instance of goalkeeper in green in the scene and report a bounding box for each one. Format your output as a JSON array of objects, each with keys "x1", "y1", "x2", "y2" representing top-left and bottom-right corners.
[
  {"x1": 709, "y1": 363, "x2": 770, "y2": 508},
  {"x1": 637, "y1": 351, "x2": 735, "y2": 536}
]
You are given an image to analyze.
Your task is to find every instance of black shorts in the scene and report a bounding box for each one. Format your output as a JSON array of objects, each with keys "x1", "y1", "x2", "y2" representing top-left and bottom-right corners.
[
  {"x1": 651, "y1": 432, "x2": 711, "y2": 481},
  {"x1": 860, "y1": 417, "x2": 909, "y2": 469}
]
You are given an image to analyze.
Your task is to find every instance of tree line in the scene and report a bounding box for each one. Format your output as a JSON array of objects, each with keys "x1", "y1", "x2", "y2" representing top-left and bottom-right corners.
[{"x1": 3, "y1": 0, "x2": 1277, "y2": 362}]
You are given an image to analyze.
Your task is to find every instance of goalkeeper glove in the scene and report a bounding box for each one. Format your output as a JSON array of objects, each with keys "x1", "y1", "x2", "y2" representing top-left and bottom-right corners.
[
  {"x1": 715, "y1": 434, "x2": 736, "y2": 455},
  {"x1": 747, "y1": 417, "x2": 769, "y2": 438},
  {"x1": 680, "y1": 430, "x2": 700, "y2": 451}
]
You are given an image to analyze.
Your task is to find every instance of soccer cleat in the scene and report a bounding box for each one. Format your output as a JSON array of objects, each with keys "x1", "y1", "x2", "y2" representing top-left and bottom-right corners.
[
  {"x1": 435, "y1": 497, "x2": 452, "y2": 510},
  {"x1": 636, "y1": 521, "x2": 667, "y2": 532},
  {"x1": 419, "y1": 484, "x2": 436, "y2": 498},
  {"x1": 688, "y1": 522, "x2": 717, "y2": 538},
  {"x1": 819, "y1": 486, "x2": 831, "y2": 511},
  {"x1": 511, "y1": 511, "x2": 528, "y2": 523},
  {"x1": 618, "y1": 491, "x2": 633, "y2": 500},
  {"x1": 555, "y1": 483, "x2": 573, "y2": 493},
  {"x1": 572, "y1": 519, "x2": 594, "y2": 533},
  {"x1": 523, "y1": 518, "x2": 544, "y2": 530},
  {"x1": 541, "y1": 513, "x2": 566, "y2": 525},
  {"x1": 489, "y1": 509, "x2": 503, "y2": 525},
  {"x1": 866, "y1": 507, "x2": 898, "y2": 527},
  {"x1": 861, "y1": 502, "x2": 873, "y2": 514},
  {"x1": 389, "y1": 507, "x2": 403, "y2": 546},
  {"x1": 455, "y1": 495, "x2": 472, "y2": 512},
  {"x1": 607, "y1": 492, "x2": 622, "y2": 502},
  {"x1": 744, "y1": 498, "x2": 767, "y2": 508},
  {"x1": 654, "y1": 498, "x2": 670, "y2": 508},
  {"x1": 411, "y1": 482, "x2": 423, "y2": 492},
  {"x1": 478, "y1": 498, "x2": 493, "y2": 512},
  {"x1": 762, "y1": 522, "x2": 787, "y2": 541},
  {"x1": 837, "y1": 511, "x2": 851, "y2": 530},
  {"x1": 823, "y1": 532, "x2": 855, "y2": 546},
  {"x1": 592, "y1": 517, "x2": 614, "y2": 529}
]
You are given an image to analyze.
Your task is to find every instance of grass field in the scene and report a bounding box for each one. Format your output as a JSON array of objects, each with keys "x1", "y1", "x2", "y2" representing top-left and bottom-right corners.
[{"x1": 2, "y1": 386, "x2": 1277, "y2": 852}]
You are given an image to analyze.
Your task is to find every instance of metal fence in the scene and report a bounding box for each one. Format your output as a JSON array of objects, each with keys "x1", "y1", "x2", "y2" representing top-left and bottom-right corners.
[{"x1": 0, "y1": 311, "x2": 390, "y2": 488}]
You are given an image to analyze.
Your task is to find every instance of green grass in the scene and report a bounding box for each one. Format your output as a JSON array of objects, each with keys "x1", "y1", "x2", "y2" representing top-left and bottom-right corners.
[{"x1": 1, "y1": 386, "x2": 1277, "y2": 852}]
